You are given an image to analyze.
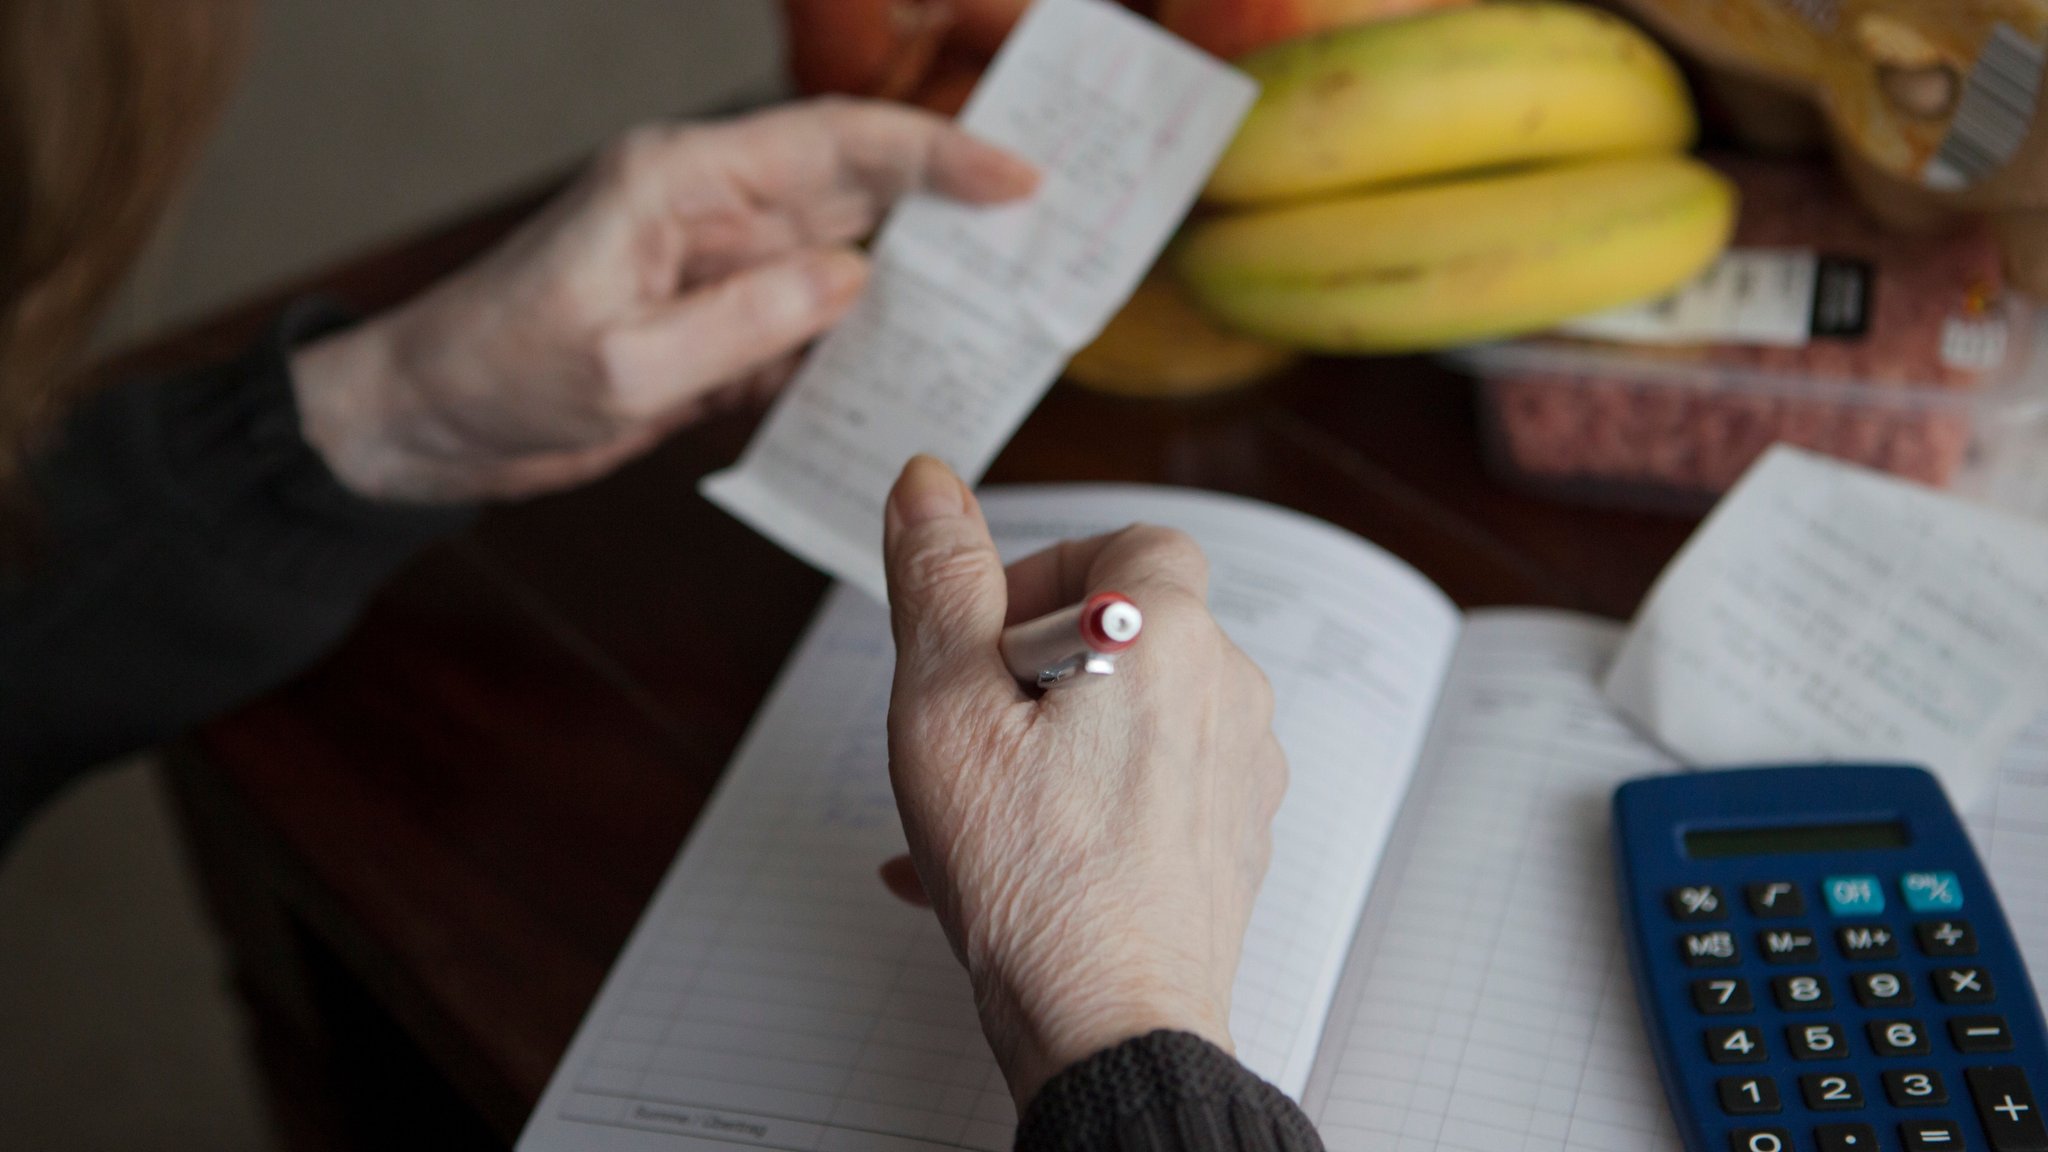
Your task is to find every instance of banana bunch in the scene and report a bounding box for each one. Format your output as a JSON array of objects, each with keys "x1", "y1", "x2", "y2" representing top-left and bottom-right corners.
[{"x1": 1177, "y1": 2, "x2": 1738, "y2": 354}]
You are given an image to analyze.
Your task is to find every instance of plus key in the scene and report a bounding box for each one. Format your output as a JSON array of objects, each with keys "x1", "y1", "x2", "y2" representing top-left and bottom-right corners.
[{"x1": 1966, "y1": 1067, "x2": 2047, "y2": 1152}]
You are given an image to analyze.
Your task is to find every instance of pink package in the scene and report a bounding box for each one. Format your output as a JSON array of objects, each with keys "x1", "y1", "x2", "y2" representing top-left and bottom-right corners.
[{"x1": 1465, "y1": 157, "x2": 2031, "y2": 510}]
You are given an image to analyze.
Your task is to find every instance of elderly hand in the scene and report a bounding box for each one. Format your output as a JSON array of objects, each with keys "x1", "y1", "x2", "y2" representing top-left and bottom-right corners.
[
  {"x1": 879, "y1": 456, "x2": 1289, "y2": 1108},
  {"x1": 290, "y1": 99, "x2": 1036, "y2": 503}
]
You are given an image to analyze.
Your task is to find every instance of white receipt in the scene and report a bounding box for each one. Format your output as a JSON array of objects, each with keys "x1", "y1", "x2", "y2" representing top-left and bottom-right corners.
[
  {"x1": 1604, "y1": 444, "x2": 2048, "y2": 803},
  {"x1": 701, "y1": 0, "x2": 1255, "y2": 600}
]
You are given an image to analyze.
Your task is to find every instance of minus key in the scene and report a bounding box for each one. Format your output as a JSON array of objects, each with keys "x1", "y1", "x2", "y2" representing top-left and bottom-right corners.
[{"x1": 1950, "y1": 1015, "x2": 2014, "y2": 1053}]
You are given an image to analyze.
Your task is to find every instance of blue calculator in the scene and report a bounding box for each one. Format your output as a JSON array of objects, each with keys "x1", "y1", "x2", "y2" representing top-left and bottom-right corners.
[{"x1": 1614, "y1": 765, "x2": 2047, "y2": 1152}]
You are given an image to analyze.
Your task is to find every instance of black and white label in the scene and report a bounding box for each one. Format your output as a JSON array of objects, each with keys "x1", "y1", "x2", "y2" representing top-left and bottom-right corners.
[
  {"x1": 1557, "y1": 249, "x2": 1871, "y2": 347},
  {"x1": 1809, "y1": 256, "x2": 1873, "y2": 338},
  {"x1": 1924, "y1": 23, "x2": 2047, "y2": 191}
]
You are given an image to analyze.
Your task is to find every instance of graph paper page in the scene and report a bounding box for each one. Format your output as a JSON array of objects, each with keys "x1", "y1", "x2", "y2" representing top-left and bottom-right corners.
[
  {"x1": 518, "y1": 485, "x2": 1459, "y2": 1152},
  {"x1": 1301, "y1": 610, "x2": 1682, "y2": 1152},
  {"x1": 1302, "y1": 609, "x2": 2048, "y2": 1152},
  {"x1": 1965, "y1": 712, "x2": 2048, "y2": 989}
]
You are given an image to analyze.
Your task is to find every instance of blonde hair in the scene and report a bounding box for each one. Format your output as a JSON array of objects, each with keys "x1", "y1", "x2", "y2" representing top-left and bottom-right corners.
[{"x1": 0, "y1": 0, "x2": 254, "y2": 489}]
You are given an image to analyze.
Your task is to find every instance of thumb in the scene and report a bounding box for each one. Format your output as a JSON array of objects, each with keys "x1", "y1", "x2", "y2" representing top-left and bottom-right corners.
[
  {"x1": 599, "y1": 246, "x2": 868, "y2": 422},
  {"x1": 878, "y1": 854, "x2": 932, "y2": 907},
  {"x1": 883, "y1": 455, "x2": 1011, "y2": 699}
]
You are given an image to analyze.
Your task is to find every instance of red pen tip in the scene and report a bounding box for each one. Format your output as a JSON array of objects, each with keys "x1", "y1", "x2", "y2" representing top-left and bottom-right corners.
[{"x1": 1081, "y1": 592, "x2": 1142, "y2": 653}]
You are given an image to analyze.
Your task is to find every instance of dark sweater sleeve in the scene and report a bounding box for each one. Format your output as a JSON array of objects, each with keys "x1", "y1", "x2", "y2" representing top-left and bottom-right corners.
[
  {"x1": 0, "y1": 300, "x2": 473, "y2": 848},
  {"x1": 1016, "y1": 1031, "x2": 1324, "y2": 1152}
]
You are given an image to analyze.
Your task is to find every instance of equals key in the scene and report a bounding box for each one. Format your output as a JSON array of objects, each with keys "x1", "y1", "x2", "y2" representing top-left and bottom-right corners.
[{"x1": 1902, "y1": 1121, "x2": 1965, "y2": 1152}]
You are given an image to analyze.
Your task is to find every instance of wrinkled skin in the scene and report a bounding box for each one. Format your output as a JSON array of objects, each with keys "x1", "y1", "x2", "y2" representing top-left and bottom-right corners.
[
  {"x1": 879, "y1": 456, "x2": 1289, "y2": 1108},
  {"x1": 290, "y1": 99, "x2": 1037, "y2": 504}
]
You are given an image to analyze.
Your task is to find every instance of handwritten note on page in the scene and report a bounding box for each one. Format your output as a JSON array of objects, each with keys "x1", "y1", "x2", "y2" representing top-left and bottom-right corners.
[
  {"x1": 701, "y1": 0, "x2": 1256, "y2": 600},
  {"x1": 1603, "y1": 445, "x2": 2048, "y2": 803},
  {"x1": 515, "y1": 486, "x2": 1460, "y2": 1152}
]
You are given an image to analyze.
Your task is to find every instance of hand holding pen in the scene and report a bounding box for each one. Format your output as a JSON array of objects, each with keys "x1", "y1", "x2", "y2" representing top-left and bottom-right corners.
[
  {"x1": 1000, "y1": 591, "x2": 1143, "y2": 689},
  {"x1": 877, "y1": 455, "x2": 1287, "y2": 1107}
]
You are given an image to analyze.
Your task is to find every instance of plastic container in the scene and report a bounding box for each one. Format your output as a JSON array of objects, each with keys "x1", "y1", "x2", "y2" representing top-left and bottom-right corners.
[
  {"x1": 1450, "y1": 157, "x2": 2048, "y2": 514},
  {"x1": 1455, "y1": 299, "x2": 2044, "y2": 513}
]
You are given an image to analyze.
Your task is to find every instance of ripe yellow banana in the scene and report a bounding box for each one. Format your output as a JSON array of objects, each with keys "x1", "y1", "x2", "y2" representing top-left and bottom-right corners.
[
  {"x1": 1177, "y1": 155, "x2": 1738, "y2": 353},
  {"x1": 1065, "y1": 271, "x2": 1298, "y2": 397},
  {"x1": 1206, "y1": 2, "x2": 1696, "y2": 205}
]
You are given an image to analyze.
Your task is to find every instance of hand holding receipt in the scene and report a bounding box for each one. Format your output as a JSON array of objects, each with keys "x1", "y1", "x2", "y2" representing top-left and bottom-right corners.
[{"x1": 703, "y1": 0, "x2": 1257, "y2": 599}]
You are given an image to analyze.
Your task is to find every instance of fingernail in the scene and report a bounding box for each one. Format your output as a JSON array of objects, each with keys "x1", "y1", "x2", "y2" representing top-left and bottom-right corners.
[
  {"x1": 765, "y1": 251, "x2": 866, "y2": 331},
  {"x1": 972, "y1": 146, "x2": 1040, "y2": 199},
  {"x1": 995, "y1": 151, "x2": 1041, "y2": 195},
  {"x1": 809, "y1": 249, "x2": 868, "y2": 304},
  {"x1": 888, "y1": 455, "x2": 967, "y2": 530}
]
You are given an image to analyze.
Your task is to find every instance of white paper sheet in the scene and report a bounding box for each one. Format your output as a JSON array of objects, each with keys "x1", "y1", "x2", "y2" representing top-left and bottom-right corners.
[
  {"x1": 1603, "y1": 444, "x2": 2048, "y2": 803},
  {"x1": 1303, "y1": 609, "x2": 2048, "y2": 1152},
  {"x1": 701, "y1": 0, "x2": 1255, "y2": 601},
  {"x1": 1304, "y1": 611, "x2": 1683, "y2": 1152},
  {"x1": 516, "y1": 486, "x2": 1459, "y2": 1152}
]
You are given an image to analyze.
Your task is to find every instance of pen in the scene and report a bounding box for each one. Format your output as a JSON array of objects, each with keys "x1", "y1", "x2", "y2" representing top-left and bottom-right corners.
[{"x1": 1000, "y1": 591, "x2": 1143, "y2": 689}]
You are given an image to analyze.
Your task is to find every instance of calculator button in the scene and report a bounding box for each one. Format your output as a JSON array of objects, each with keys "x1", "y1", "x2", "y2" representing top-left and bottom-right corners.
[
  {"x1": 1759, "y1": 928, "x2": 1821, "y2": 964},
  {"x1": 1819, "y1": 1125, "x2": 1881, "y2": 1152},
  {"x1": 1802, "y1": 1073, "x2": 1867, "y2": 1110},
  {"x1": 1719, "y1": 1076, "x2": 1782, "y2": 1115},
  {"x1": 1949, "y1": 1015, "x2": 2014, "y2": 1053},
  {"x1": 1901, "y1": 871, "x2": 1963, "y2": 913},
  {"x1": 1837, "y1": 924, "x2": 1900, "y2": 960},
  {"x1": 1917, "y1": 919, "x2": 1978, "y2": 957},
  {"x1": 1851, "y1": 970, "x2": 1913, "y2": 1008},
  {"x1": 1684, "y1": 930, "x2": 1741, "y2": 966},
  {"x1": 1694, "y1": 978, "x2": 1754, "y2": 1015},
  {"x1": 1932, "y1": 965, "x2": 1995, "y2": 1004},
  {"x1": 1884, "y1": 1070, "x2": 1950, "y2": 1107},
  {"x1": 1868, "y1": 1019, "x2": 1931, "y2": 1056},
  {"x1": 1707, "y1": 1026, "x2": 1769, "y2": 1064},
  {"x1": 1671, "y1": 885, "x2": 1730, "y2": 921},
  {"x1": 1964, "y1": 1066, "x2": 2046, "y2": 1152},
  {"x1": 1730, "y1": 1128, "x2": 1793, "y2": 1152},
  {"x1": 1747, "y1": 882, "x2": 1805, "y2": 918},
  {"x1": 1901, "y1": 1120, "x2": 1968, "y2": 1151},
  {"x1": 1772, "y1": 974, "x2": 1834, "y2": 1011},
  {"x1": 1790, "y1": 1022, "x2": 1848, "y2": 1061},
  {"x1": 1825, "y1": 876, "x2": 1886, "y2": 916}
]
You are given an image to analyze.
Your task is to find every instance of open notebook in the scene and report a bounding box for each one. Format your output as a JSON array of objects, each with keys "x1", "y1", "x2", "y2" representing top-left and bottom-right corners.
[{"x1": 517, "y1": 486, "x2": 2048, "y2": 1152}]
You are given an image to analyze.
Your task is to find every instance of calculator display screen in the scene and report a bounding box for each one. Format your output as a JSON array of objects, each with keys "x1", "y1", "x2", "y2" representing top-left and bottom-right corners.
[{"x1": 1683, "y1": 820, "x2": 1909, "y2": 858}]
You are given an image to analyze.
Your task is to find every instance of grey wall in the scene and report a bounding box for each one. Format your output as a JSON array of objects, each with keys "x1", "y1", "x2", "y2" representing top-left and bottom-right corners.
[{"x1": 101, "y1": 0, "x2": 786, "y2": 347}]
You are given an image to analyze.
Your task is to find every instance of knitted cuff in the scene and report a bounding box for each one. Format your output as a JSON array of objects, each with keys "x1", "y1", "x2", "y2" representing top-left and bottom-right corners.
[{"x1": 1016, "y1": 1031, "x2": 1323, "y2": 1152}]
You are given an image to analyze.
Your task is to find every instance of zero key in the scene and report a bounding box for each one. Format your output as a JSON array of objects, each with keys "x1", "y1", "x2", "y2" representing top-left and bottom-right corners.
[{"x1": 1966, "y1": 1066, "x2": 2047, "y2": 1152}]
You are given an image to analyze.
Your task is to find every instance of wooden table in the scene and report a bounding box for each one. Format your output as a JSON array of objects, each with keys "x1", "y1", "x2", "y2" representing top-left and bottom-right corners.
[{"x1": 135, "y1": 183, "x2": 1701, "y2": 1151}]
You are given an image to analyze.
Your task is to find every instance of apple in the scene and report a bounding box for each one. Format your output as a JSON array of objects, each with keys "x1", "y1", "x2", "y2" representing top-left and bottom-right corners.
[{"x1": 1153, "y1": 0, "x2": 1473, "y2": 60}]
